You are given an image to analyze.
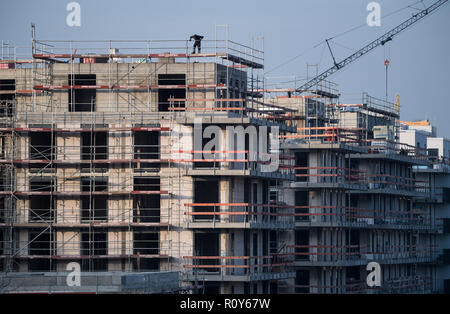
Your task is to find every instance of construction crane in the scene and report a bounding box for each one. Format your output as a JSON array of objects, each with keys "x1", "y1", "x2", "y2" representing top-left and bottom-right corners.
[{"x1": 295, "y1": 0, "x2": 448, "y2": 94}]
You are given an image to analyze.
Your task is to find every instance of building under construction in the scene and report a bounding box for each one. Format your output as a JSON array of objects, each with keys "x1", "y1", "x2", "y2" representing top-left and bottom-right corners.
[
  {"x1": 258, "y1": 75, "x2": 445, "y2": 293},
  {"x1": 0, "y1": 31, "x2": 449, "y2": 294},
  {"x1": 0, "y1": 36, "x2": 298, "y2": 294}
]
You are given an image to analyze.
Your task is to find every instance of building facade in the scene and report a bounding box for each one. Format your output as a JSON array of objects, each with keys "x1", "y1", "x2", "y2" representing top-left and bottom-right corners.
[{"x1": 0, "y1": 38, "x2": 448, "y2": 293}]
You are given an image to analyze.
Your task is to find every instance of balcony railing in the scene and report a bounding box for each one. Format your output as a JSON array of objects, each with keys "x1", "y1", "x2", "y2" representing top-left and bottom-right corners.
[
  {"x1": 293, "y1": 166, "x2": 366, "y2": 184},
  {"x1": 184, "y1": 203, "x2": 294, "y2": 226},
  {"x1": 182, "y1": 255, "x2": 292, "y2": 277}
]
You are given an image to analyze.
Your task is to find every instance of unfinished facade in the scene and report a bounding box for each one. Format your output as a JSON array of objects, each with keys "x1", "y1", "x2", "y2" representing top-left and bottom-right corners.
[
  {"x1": 0, "y1": 36, "x2": 448, "y2": 294},
  {"x1": 0, "y1": 38, "x2": 298, "y2": 293},
  {"x1": 261, "y1": 77, "x2": 441, "y2": 293}
]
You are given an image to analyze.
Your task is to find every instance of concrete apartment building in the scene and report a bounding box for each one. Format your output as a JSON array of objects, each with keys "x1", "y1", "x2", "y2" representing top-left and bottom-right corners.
[
  {"x1": 400, "y1": 123, "x2": 450, "y2": 293},
  {"x1": 0, "y1": 38, "x2": 298, "y2": 294},
  {"x1": 266, "y1": 84, "x2": 440, "y2": 293},
  {"x1": 0, "y1": 36, "x2": 449, "y2": 294}
]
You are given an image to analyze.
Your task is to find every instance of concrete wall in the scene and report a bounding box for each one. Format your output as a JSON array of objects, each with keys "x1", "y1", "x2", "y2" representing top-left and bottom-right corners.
[
  {"x1": 428, "y1": 137, "x2": 450, "y2": 158},
  {"x1": 400, "y1": 129, "x2": 428, "y2": 150},
  {"x1": 1, "y1": 59, "x2": 291, "y2": 293},
  {"x1": 0, "y1": 271, "x2": 180, "y2": 294}
]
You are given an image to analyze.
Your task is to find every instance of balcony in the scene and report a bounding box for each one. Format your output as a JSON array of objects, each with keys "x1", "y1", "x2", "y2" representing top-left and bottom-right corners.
[
  {"x1": 182, "y1": 255, "x2": 295, "y2": 282},
  {"x1": 294, "y1": 206, "x2": 436, "y2": 231},
  {"x1": 184, "y1": 203, "x2": 294, "y2": 230},
  {"x1": 178, "y1": 150, "x2": 295, "y2": 180},
  {"x1": 288, "y1": 244, "x2": 438, "y2": 267},
  {"x1": 291, "y1": 166, "x2": 367, "y2": 190}
]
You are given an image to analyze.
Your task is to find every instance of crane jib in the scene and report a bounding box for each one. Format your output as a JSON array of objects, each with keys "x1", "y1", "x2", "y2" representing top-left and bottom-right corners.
[{"x1": 295, "y1": 0, "x2": 448, "y2": 94}]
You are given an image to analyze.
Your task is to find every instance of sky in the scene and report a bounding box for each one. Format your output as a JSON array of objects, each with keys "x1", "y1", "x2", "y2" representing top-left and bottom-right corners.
[{"x1": 1, "y1": 0, "x2": 449, "y2": 136}]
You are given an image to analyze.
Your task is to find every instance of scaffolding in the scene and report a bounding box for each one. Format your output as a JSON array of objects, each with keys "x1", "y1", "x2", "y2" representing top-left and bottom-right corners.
[
  {"x1": 0, "y1": 32, "x2": 299, "y2": 295},
  {"x1": 0, "y1": 30, "x2": 441, "y2": 294},
  {"x1": 263, "y1": 73, "x2": 403, "y2": 148}
]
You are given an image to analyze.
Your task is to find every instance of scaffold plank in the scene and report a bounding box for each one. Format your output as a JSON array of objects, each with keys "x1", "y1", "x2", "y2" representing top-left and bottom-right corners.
[
  {"x1": 168, "y1": 98, "x2": 245, "y2": 102},
  {"x1": 33, "y1": 83, "x2": 225, "y2": 90},
  {"x1": 33, "y1": 52, "x2": 263, "y2": 68},
  {"x1": 13, "y1": 190, "x2": 168, "y2": 196},
  {"x1": 12, "y1": 127, "x2": 169, "y2": 132}
]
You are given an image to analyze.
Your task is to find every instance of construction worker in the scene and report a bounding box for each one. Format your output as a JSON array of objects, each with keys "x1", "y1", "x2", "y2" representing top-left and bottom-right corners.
[{"x1": 189, "y1": 34, "x2": 204, "y2": 54}]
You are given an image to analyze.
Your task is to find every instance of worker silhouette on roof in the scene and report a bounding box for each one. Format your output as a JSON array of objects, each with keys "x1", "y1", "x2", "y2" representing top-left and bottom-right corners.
[{"x1": 189, "y1": 34, "x2": 204, "y2": 54}]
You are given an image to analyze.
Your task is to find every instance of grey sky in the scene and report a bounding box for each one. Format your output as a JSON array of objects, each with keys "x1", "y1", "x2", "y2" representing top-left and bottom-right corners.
[{"x1": 1, "y1": 0, "x2": 449, "y2": 136}]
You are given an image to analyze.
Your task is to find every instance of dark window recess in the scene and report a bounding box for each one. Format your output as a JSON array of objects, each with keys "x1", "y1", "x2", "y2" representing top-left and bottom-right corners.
[
  {"x1": 133, "y1": 232, "x2": 159, "y2": 255},
  {"x1": 81, "y1": 178, "x2": 108, "y2": 222},
  {"x1": 252, "y1": 183, "x2": 258, "y2": 218},
  {"x1": 263, "y1": 182, "x2": 275, "y2": 222},
  {"x1": 252, "y1": 183, "x2": 258, "y2": 204},
  {"x1": 443, "y1": 188, "x2": 450, "y2": 203},
  {"x1": 263, "y1": 231, "x2": 268, "y2": 256},
  {"x1": 203, "y1": 282, "x2": 220, "y2": 294},
  {"x1": 193, "y1": 179, "x2": 219, "y2": 221},
  {"x1": 252, "y1": 233, "x2": 258, "y2": 256},
  {"x1": 0, "y1": 79, "x2": 15, "y2": 117},
  {"x1": 244, "y1": 283, "x2": 250, "y2": 294},
  {"x1": 350, "y1": 230, "x2": 360, "y2": 245},
  {"x1": 134, "y1": 131, "x2": 160, "y2": 170},
  {"x1": 0, "y1": 230, "x2": 3, "y2": 257},
  {"x1": 295, "y1": 191, "x2": 308, "y2": 222},
  {"x1": 29, "y1": 179, "x2": 55, "y2": 222},
  {"x1": 350, "y1": 230, "x2": 360, "y2": 256},
  {"x1": 132, "y1": 258, "x2": 159, "y2": 272},
  {"x1": 133, "y1": 178, "x2": 160, "y2": 223},
  {"x1": 269, "y1": 281, "x2": 278, "y2": 294},
  {"x1": 444, "y1": 279, "x2": 450, "y2": 294},
  {"x1": 194, "y1": 127, "x2": 217, "y2": 169},
  {"x1": 295, "y1": 230, "x2": 309, "y2": 261},
  {"x1": 68, "y1": 74, "x2": 96, "y2": 112},
  {"x1": 443, "y1": 249, "x2": 450, "y2": 265},
  {"x1": 295, "y1": 152, "x2": 308, "y2": 182},
  {"x1": 244, "y1": 178, "x2": 250, "y2": 203},
  {"x1": 263, "y1": 281, "x2": 269, "y2": 294},
  {"x1": 0, "y1": 198, "x2": 5, "y2": 223},
  {"x1": 194, "y1": 232, "x2": 219, "y2": 273},
  {"x1": 348, "y1": 195, "x2": 359, "y2": 222},
  {"x1": 443, "y1": 218, "x2": 450, "y2": 234},
  {"x1": 81, "y1": 131, "x2": 108, "y2": 169},
  {"x1": 81, "y1": 231, "x2": 107, "y2": 271},
  {"x1": 262, "y1": 181, "x2": 268, "y2": 204},
  {"x1": 269, "y1": 180, "x2": 278, "y2": 203},
  {"x1": 428, "y1": 148, "x2": 439, "y2": 158},
  {"x1": 346, "y1": 266, "x2": 361, "y2": 282},
  {"x1": 295, "y1": 270, "x2": 310, "y2": 294},
  {"x1": 244, "y1": 230, "x2": 250, "y2": 256},
  {"x1": 158, "y1": 74, "x2": 185, "y2": 112},
  {"x1": 28, "y1": 230, "x2": 54, "y2": 271},
  {"x1": 30, "y1": 132, "x2": 55, "y2": 161},
  {"x1": 1, "y1": 136, "x2": 5, "y2": 160},
  {"x1": 80, "y1": 232, "x2": 107, "y2": 255},
  {"x1": 269, "y1": 230, "x2": 277, "y2": 254}
]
